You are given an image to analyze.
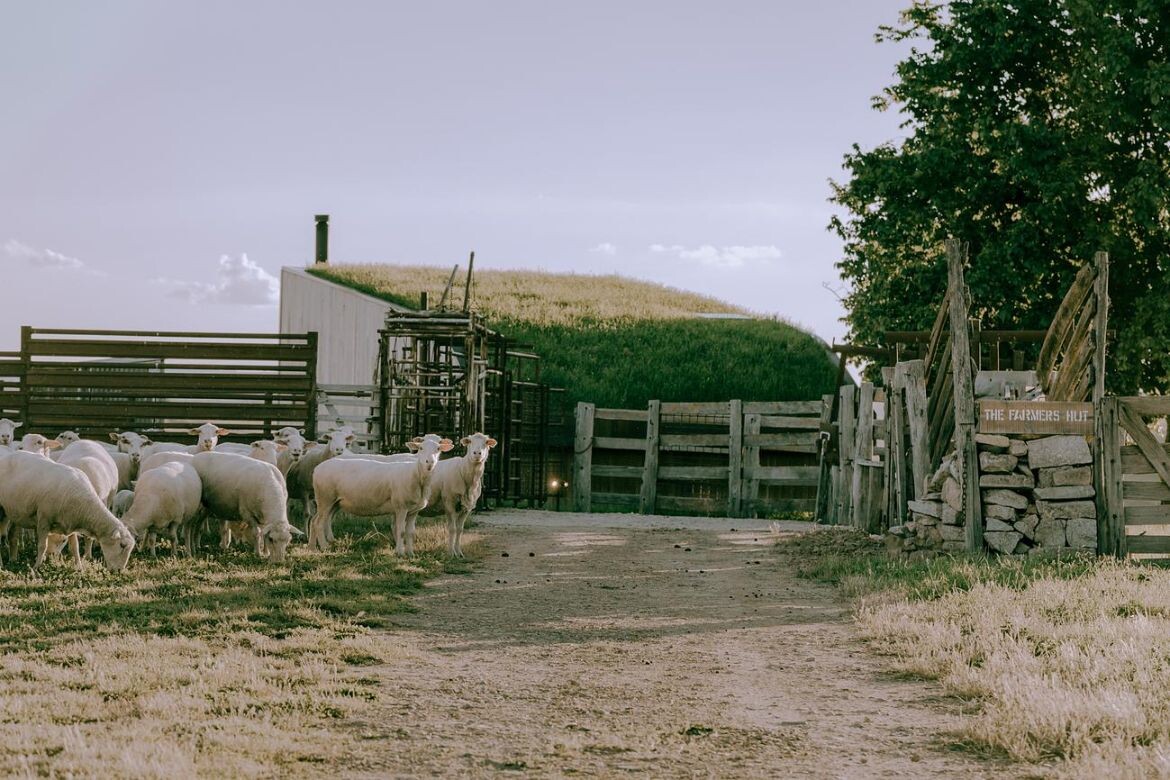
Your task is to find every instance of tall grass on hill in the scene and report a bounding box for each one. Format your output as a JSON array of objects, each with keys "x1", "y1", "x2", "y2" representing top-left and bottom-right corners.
[
  {"x1": 308, "y1": 264, "x2": 840, "y2": 409},
  {"x1": 780, "y1": 529, "x2": 1170, "y2": 777}
]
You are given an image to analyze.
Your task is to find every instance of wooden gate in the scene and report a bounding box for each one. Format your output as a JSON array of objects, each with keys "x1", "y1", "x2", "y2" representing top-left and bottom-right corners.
[{"x1": 1099, "y1": 396, "x2": 1170, "y2": 557}]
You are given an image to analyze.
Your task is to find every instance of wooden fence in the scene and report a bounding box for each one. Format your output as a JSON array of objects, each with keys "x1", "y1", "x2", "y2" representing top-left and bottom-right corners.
[
  {"x1": 815, "y1": 383, "x2": 887, "y2": 531},
  {"x1": 16, "y1": 328, "x2": 318, "y2": 441},
  {"x1": 573, "y1": 399, "x2": 827, "y2": 517},
  {"x1": 317, "y1": 383, "x2": 381, "y2": 452}
]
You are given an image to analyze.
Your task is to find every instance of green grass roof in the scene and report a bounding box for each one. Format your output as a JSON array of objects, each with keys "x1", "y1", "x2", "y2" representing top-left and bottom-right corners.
[{"x1": 307, "y1": 264, "x2": 840, "y2": 410}]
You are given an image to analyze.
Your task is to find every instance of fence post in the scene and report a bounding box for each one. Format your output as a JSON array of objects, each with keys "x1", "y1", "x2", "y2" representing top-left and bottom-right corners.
[
  {"x1": 305, "y1": 330, "x2": 319, "y2": 440},
  {"x1": 837, "y1": 384, "x2": 856, "y2": 526},
  {"x1": 813, "y1": 394, "x2": 833, "y2": 523},
  {"x1": 1100, "y1": 397, "x2": 1125, "y2": 557},
  {"x1": 573, "y1": 402, "x2": 595, "y2": 512},
  {"x1": 639, "y1": 400, "x2": 661, "y2": 514},
  {"x1": 728, "y1": 399, "x2": 744, "y2": 518},
  {"x1": 946, "y1": 240, "x2": 983, "y2": 552},
  {"x1": 745, "y1": 412, "x2": 762, "y2": 518},
  {"x1": 901, "y1": 360, "x2": 930, "y2": 499},
  {"x1": 850, "y1": 383, "x2": 875, "y2": 530}
]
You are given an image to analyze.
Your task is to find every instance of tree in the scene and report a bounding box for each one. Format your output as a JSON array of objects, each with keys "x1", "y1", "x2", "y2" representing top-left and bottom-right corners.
[{"x1": 831, "y1": 0, "x2": 1170, "y2": 392}]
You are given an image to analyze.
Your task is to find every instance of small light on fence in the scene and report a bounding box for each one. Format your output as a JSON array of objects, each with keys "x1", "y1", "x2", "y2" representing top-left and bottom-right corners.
[{"x1": 550, "y1": 479, "x2": 560, "y2": 489}]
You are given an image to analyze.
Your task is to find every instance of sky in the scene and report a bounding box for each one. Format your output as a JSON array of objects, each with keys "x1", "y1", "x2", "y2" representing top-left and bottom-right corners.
[{"x1": 0, "y1": 1, "x2": 914, "y2": 350}]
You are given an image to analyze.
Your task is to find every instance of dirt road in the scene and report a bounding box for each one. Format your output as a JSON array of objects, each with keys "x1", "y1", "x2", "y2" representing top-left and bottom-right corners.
[{"x1": 343, "y1": 511, "x2": 1009, "y2": 778}]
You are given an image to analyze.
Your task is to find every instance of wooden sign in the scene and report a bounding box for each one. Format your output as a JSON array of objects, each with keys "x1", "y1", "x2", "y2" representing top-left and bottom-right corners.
[{"x1": 977, "y1": 400, "x2": 1094, "y2": 435}]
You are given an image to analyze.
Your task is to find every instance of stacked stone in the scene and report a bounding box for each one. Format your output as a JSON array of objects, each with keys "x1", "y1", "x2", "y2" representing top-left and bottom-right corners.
[
  {"x1": 978, "y1": 434, "x2": 1097, "y2": 555},
  {"x1": 885, "y1": 452, "x2": 965, "y2": 558}
]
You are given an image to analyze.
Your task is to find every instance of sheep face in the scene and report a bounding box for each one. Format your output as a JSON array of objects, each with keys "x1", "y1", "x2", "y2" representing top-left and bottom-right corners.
[
  {"x1": 189, "y1": 422, "x2": 230, "y2": 452},
  {"x1": 460, "y1": 432, "x2": 498, "y2": 466},
  {"x1": 263, "y1": 525, "x2": 293, "y2": 563},
  {"x1": 99, "y1": 529, "x2": 136, "y2": 572},
  {"x1": 0, "y1": 418, "x2": 22, "y2": 446},
  {"x1": 110, "y1": 431, "x2": 151, "y2": 462},
  {"x1": 55, "y1": 431, "x2": 81, "y2": 448},
  {"x1": 413, "y1": 434, "x2": 454, "y2": 474},
  {"x1": 319, "y1": 427, "x2": 355, "y2": 457},
  {"x1": 273, "y1": 428, "x2": 306, "y2": 461},
  {"x1": 20, "y1": 434, "x2": 60, "y2": 458},
  {"x1": 249, "y1": 440, "x2": 284, "y2": 466}
]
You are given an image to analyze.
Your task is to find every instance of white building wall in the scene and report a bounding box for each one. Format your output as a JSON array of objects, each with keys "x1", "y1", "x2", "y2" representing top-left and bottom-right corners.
[{"x1": 279, "y1": 266, "x2": 406, "y2": 386}]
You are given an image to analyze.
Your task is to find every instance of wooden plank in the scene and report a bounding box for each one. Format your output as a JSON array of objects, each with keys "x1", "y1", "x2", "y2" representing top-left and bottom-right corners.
[
  {"x1": 659, "y1": 466, "x2": 729, "y2": 480},
  {"x1": 573, "y1": 402, "x2": 594, "y2": 512},
  {"x1": 1048, "y1": 293, "x2": 1097, "y2": 401},
  {"x1": 593, "y1": 436, "x2": 647, "y2": 451},
  {"x1": 1124, "y1": 505, "x2": 1170, "y2": 525},
  {"x1": 1118, "y1": 402, "x2": 1170, "y2": 490},
  {"x1": 592, "y1": 465, "x2": 644, "y2": 479},
  {"x1": 756, "y1": 416, "x2": 822, "y2": 430},
  {"x1": 26, "y1": 339, "x2": 314, "y2": 362},
  {"x1": 1092, "y1": 251, "x2": 1109, "y2": 408},
  {"x1": 1123, "y1": 534, "x2": 1170, "y2": 554},
  {"x1": 27, "y1": 401, "x2": 309, "y2": 420},
  {"x1": 851, "y1": 383, "x2": 875, "y2": 530},
  {"x1": 728, "y1": 399, "x2": 744, "y2": 517},
  {"x1": 837, "y1": 385, "x2": 856, "y2": 526},
  {"x1": 596, "y1": 408, "x2": 650, "y2": 422},
  {"x1": 659, "y1": 402, "x2": 730, "y2": 416},
  {"x1": 883, "y1": 366, "x2": 903, "y2": 527},
  {"x1": 742, "y1": 400, "x2": 825, "y2": 416},
  {"x1": 1123, "y1": 482, "x2": 1170, "y2": 501},
  {"x1": 591, "y1": 492, "x2": 639, "y2": 511},
  {"x1": 1037, "y1": 263, "x2": 1096, "y2": 390},
  {"x1": 977, "y1": 400, "x2": 1094, "y2": 435},
  {"x1": 827, "y1": 464, "x2": 840, "y2": 524},
  {"x1": 743, "y1": 432, "x2": 818, "y2": 448},
  {"x1": 1120, "y1": 444, "x2": 1170, "y2": 474},
  {"x1": 25, "y1": 372, "x2": 312, "y2": 392},
  {"x1": 900, "y1": 360, "x2": 929, "y2": 500},
  {"x1": 1114, "y1": 397, "x2": 1170, "y2": 417},
  {"x1": 744, "y1": 497, "x2": 816, "y2": 514},
  {"x1": 746, "y1": 413, "x2": 763, "y2": 519},
  {"x1": 813, "y1": 394, "x2": 834, "y2": 523},
  {"x1": 946, "y1": 240, "x2": 982, "y2": 552},
  {"x1": 639, "y1": 400, "x2": 661, "y2": 514},
  {"x1": 655, "y1": 495, "x2": 724, "y2": 515},
  {"x1": 659, "y1": 434, "x2": 728, "y2": 449},
  {"x1": 746, "y1": 466, "x2": 821, "y2": 484}
]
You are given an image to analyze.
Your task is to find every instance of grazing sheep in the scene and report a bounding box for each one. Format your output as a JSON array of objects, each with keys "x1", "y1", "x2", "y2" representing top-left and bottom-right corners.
[
  {"x1": 58, "y1": 440, "x2": 119, "y2": 508},
  {"x1": 284, "y1": 427, "x2": 355, "y2": 525},
  {"x1": 309, "y1": 434, "x2": 453, "y2": 555},
  {"x1": 190, "y1": 451, "x2": 296, "y2": 562},
  {"x1": 426, "y1": 433, "x2": 496, "y2": 558},
  {"x1": 0, "y1": 418, "x2": 22, "y2": 449},
  {"x1": 58, "y1": 434, "x2": 133, "y2": 489},
  {"x1": 121, "y1": 461, "x2": 203, "y2": 556},
  {"x1": 0, "y1": 451, "x2": 135, "y2": 570}
]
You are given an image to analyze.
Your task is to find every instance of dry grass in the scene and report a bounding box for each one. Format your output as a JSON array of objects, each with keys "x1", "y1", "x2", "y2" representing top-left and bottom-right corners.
[
  {"x1": 0, "y1": 517, "x2": 480, "y2": 777},
  {"x1": 782, "y1": 529, "x2": 1170, "y2": 776}
]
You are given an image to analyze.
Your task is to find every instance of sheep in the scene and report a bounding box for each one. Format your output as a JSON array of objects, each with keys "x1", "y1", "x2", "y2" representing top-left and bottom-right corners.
[
  {"x1": 274, "y1": 427, "x2": 308, "y2": 476},
  {"x1": 248, "y1": 439, "x2": 285, "y2": 466},
  {"x1": 190, "y1": 451, "x2": 296, "y2": 562},
  {"x1": 426, "y1": 432, "x2": 496, "y2": 558},
  {"x1": 57, "y1": 440, "x2": 122, "y2": 559},
  {"x1": 0, "y1": 418, "x2": 22, "y2": 449},
  {"x1": 284, "y1": 427, "x2": 355, "y2": 525},
  {"x1": 19, "y1": 434, "x2": 60, "y2": 457},
  {"x1": 0, "y1": 451, "x2": 135, "y2": 570},
  {"x1": 121, "y1": 461, "x2": 203, "y2": 557},
  {"x1": 56, "y1": 431, "x2": 119, "y2": 454},
  {"x1": 138, "y1": 450, "x2": 193, "y2": 474},
  {"x1": 109, "y1": 431, "x2": 188, "y2": 465},
  {"x1": 309, "y1": 434, "x2": 453, "y2": 555},
  {"x1": 112, "y1": 489, "x2": 135, "y2": 518},
  {"x1": 189, "y1": 422, "x2": 232, "y2": 453},
  {"x1": 214, "y1": 443, "x2": 253, "y2": 456},
  {"x1": 57, "y1": 434, "x2": 134, "y2": 490}
]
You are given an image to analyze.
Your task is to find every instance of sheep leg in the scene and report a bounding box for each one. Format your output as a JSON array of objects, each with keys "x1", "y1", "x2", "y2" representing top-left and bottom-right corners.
[
  {"x1": 455, "y1": 507, "x2": 473, "y2": 559},
  {"x1": 33, "y1": 526, "x2": 50, "y2": 570},
  {"x1": 170, "y1": 526, "x2": 181, "y2": 556},
  {"x1": 445, "y1": 509, "x2": 457, "y2": 557},
  {"x1": 220, "y1": 523, "x2": 232, "y2": 549},
  {"x1": 83, "y1": 536, "x2": 94, "y2": 560},
  {"x1": 404, "y1": 510, "x2": 420, "y2": 557},
  {"x1": 393, "y1": 509, "x2": 408, "y2": 556},
  {"x1": 310, "y1": 501, "x2": 336, "y2": 552},
  {"x1": 3, "y1": 522, "x2": 15, "y2": 566},
  {"x1": 68, "y1": 534, "x2": 82, "y2": 568}
]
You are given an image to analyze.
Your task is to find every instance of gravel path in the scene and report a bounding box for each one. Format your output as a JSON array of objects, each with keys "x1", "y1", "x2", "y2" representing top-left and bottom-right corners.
[{"x1": 340, "y1": 510, "x2": 1013, "y2": 778}]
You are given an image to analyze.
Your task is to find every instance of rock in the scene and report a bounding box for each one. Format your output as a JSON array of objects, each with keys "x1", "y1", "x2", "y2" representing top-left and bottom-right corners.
[
  {"x1": 927, "y1": 461, "x2": 950, "y2": 493},
  {"x1": 1038, "y1": 466, "x2": 1093, "y2": 488},
  {"x1": 975, "y1": 434, "x2": 1011, "y2": 452},
  {"x1": 985, "y1": 517, "x2": 1016, "y2": 532},
  {"x1": 942, "y1": 477, "x2": 963, "y2": 511},
  {"x1": 888, "y1": 524, "x2": 909, "y2": 538},
  {"x1": 941, "y1": 540, "x2": 966, "y2": 552},
  {"x1": 983, "y1": 489, "x2": 1029, "y2": 510},
  {"x1": 985, "y1": 530, "x2": 1023, "y2": 554},
  {"x1": 923, "y1": 491, "x2": 942, "y2": 501},
  {"x1": 1012, "y1": 539, "x2": 1031, "y2": 555},
  {"x1": 979, "y1": 452, "x2": 1019, "y2": 473},
  {"x1": 939, "y1": 523, "x2": 966, "y2": 542},
  {"x1": 940, "y1": 504, "x2": 962, "y2": 525},
  {"x1": 905, "y1": 521, "x2": 918, "y2": 535},
  {"x1": 913, "y1": 513, "x2": 938, "y2": 526},
  {"x1": 903, "y1": 537, "x2": 916, "y2": 551},
  {"x1": 983, "y1": 503, "x2": 1018, "y2": 521},
  {"x1": 907, "y1": 500, "x2": 944, "y2": 519},
  {"x1": 948, "y1": 457, "x2": 962, "y2": 481},
  {"x1": 1034, "y1": 517, "x2": 1067, "y2": 548},
  {"x1": 1066, "y1": 516, "x2": 1097, "y2": 549},
  {"x1": 1027, "y1": 435, "x2": 1093, "y2": 469},
  {"x1": 1034, "y1": 485, "x2": 1096, "y2": 501},
  {"x1": 1037, "y1": 500, "x2": 1097, "y2": 523},
  {"x1": 980, "y1": 473, "x2": 1035, "y2": 489},
  {"x1": 921, "y1": 525, "x2": 943, "y2": 547},
  {"x1": 1015, "y1": 514, "x2": 1040, "y2": 540},
  {"x1": 884, "y1": 533, "x2": 904, "y2": 556},
  {"x1": 1010, "y1": 439, "x2": 1029, "y2": 458}
]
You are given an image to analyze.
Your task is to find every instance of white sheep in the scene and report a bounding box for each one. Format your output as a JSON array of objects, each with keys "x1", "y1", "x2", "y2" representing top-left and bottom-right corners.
[
  {"x1": 190, "y1": 451, "x2": 296, "y2": 562},
  {"x1": 274, "y1": 427, "x2": 308, "y2": 476},
  {"x1": 213, "y1": 443, "x2": 253, "y2": 455},
  {"x1": 19, "y1": 433, "x2": 60, "y2": 457},
  {"x1": 56, "y1": 431, "x2": 119, "y2": 454},
  {"x1": 284, "y1": 427, "x2": 355, "y2": 525},
  {"x1": 58, "y1": 440, "x2": 119, "y2": 508},
  {"x1": 426, "y1": 432, "x2": 496, "y2": 558},
  {"x1": 309, "y1": 434, "x2": 452, "y2": 555},
  {"x1": 112, "y1": 489, "x2": 135, "y2": 518},
  {"x1": 109, "y1": 431, "x2": 188, "y2": 465},
  {"x1": 58, "y1": 434, "x2": 134, "y2": 490},
  {"x1": 189, "y1": 422, "x2": 232, "y2": 452},
  {"x1": 0, "y1": 418, "x2": 22, "y2": 450},
  {"x1": 0, "y1": 451, "x2": 135, "y2": 570},
  {"x1": 121, "y1": 460, "x2": 203, "y2": 556},
  {"x1": 248, "y1": 439, "x2": 285, "y2": 466}
]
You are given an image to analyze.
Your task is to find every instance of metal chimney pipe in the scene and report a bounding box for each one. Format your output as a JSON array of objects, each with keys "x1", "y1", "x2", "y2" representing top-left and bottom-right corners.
[{"x1": 314, "y1": 214, "x2": 329, "y2": 264}]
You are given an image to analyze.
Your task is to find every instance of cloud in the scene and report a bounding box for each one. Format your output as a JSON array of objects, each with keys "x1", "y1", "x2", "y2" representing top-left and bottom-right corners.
[
  {"x1": 4, "y1": 239, "x2": 84, "y2": 270},
  {"x1": 155, "y1": 253, "x2": 279, "y2": 306},
  {"x1": 650, "y1": 243, "x2": 782, "y2": 268},
  {"x1": 589, "y1": 242, "x2": 618, "y2": 256}
]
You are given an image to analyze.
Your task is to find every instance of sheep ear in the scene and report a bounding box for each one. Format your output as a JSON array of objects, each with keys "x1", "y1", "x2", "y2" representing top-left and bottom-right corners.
[
  {"x1": 289, "y1": 526, "x2": 305, "y2": 537},
  {"x1": 345, "y1": 434, "x2": 355, "y2": 443},
  {"x1": 142, "y1": 437, "x2": 153, "y2": 446},
  {"x1": 405, "y1": 441, "x2": 420, "y2": 452},
  {"x1": 108, "y1": 432, "x2": 119, "y2": 442},
  {"x1": 439, "y1": 439, "x2": 454, "y2": 452},
  {"x1": 186, "y1": 428, "x2": 201, "y2": 435},
  {"x1": 274, "y1": 442, "x2": 287, "y2": 451},
  {"x1": 460, "y1": 437, "x2": 471, "y2": 446},
  {"x1": 12, "y1": 422, "x2": 21, "y2": 430},
  {"x1": 486, "y1": 438, "x2": 498, "y2": 448},
  {"x1": 216, "y1": 428, "x2": 231, "y2": 437},
  {"x1": 46, "y1": 440, "x2": 62, "y2": 450}
]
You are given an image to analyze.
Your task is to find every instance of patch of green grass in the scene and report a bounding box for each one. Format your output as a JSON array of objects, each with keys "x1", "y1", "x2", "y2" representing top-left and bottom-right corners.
[{"x1": 308, "y1": 264, "x2": 840, "y2": 409}]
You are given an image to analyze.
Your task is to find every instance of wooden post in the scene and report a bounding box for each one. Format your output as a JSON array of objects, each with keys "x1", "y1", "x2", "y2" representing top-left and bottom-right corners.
[
  {"x1": 573, "y1": 402, "x2": 595, "y2": 512},
  {"x1": 837, "y1": 384, "x2": 856, "y2": 526},
  {"x1": 882, "y1": 367, "x2": 901, "y2": 526},
  {"x1": 828, "y1": 465, "x2": 840, "y2": 524},
  {"x1": 728, "y1": 399, "x2": 744, "y2": 518},
  {"x1": 746, "y1": 412, "x2": 763, "y2": 518},
  {"x1": 946, "y1": 240, "x2": 983, "y2": 552},
  {"x1": 900, "y1": 360, "x2": 930, "y2": 500},
  {"x1": 1092, "y1": 251, "x2": 1111, "y2": 556},
  {"x1": 813, "y1": 394, "x2": 834, "y2": 523},
  {"x1": 639, "y1": 400, "x2": 661, "y2": 514},
  {"x1": 851, "y1": 383, "x2": 875, "y2": 530}
]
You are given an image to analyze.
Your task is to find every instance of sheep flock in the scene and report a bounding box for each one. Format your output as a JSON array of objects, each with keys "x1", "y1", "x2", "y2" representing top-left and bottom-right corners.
[{"x1": 0, "y1": 417, "x2": 496, "y2": 572}]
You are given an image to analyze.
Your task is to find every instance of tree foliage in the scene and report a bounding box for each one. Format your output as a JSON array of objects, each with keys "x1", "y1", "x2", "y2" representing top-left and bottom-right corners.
[{"x1": 832, "y1": 0, "x2": 1170, "y2": 391}]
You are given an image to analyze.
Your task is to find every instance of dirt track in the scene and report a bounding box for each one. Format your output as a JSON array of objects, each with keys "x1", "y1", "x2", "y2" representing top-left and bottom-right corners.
[{"x1": 342, "y1": 511, "x2": 1010, "y2": 778}]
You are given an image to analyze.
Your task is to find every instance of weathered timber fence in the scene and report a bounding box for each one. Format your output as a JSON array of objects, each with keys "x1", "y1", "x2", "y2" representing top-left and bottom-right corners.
[
  {"x1": 573, "y1": 399, "x2": 826, "y2": 517},
  {"x1": 317, "y1": 383, "x2": 382, "y2": 452},
  {"x1": 17, "y1": 328, "x2": 318, "y2": 441},
  {"x1": 816, "y1": 381, "x2": 887, "y2": 531}
]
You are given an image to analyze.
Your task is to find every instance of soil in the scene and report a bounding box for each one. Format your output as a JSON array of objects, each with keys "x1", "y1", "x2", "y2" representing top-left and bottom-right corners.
[{"x1": 340, "y1": 510, "x2": 1015, "y2": 778}]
